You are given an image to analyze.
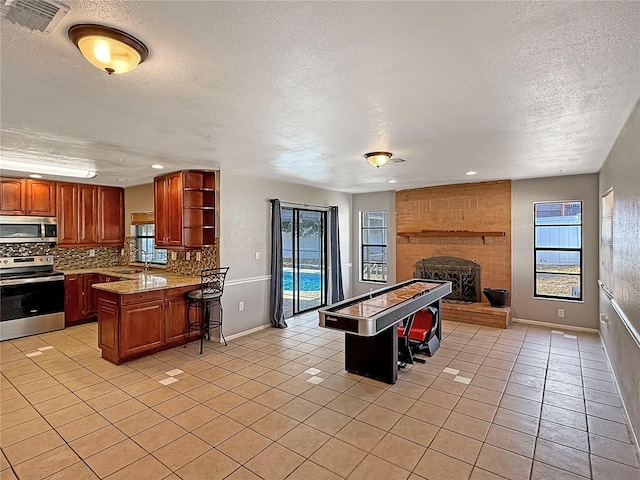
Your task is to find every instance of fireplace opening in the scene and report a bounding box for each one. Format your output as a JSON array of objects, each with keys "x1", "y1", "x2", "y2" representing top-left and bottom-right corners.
[{"x1": 415, "y1": 256, "x2": 480, "y2": 304}]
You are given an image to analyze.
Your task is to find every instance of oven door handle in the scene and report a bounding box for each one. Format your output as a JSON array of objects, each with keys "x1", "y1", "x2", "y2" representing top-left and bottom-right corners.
[{"x1": 0, "y1": 276, "x2": 64, "y2": 286}]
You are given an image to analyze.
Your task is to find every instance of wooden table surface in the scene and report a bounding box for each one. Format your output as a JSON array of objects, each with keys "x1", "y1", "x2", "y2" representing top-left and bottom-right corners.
[{"x1": 334, "y1": 281, "x2": 441, "y2": 319}]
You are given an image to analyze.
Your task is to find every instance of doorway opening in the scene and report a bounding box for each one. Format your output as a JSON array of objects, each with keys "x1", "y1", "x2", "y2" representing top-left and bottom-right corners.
[{"x1": 281, "y1": 207, "x2": 328, "y2": 318}]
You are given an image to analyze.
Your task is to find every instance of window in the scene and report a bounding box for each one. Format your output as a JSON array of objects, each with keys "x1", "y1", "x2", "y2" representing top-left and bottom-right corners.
[
  {"x1": 534, "y1": 201, "x2": 582, "y2": 300},
  {"x1": 361, "y1": 211, "x2": 387, "y2": 282},
  {"x1": 135, "y1": 224, "x2": 167, "y2": 265},
  {"x1": 601, "y1": 189, "x2": 614, "y2": 294}
]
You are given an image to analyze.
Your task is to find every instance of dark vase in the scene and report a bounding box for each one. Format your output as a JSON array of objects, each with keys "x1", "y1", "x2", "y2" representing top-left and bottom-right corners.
[{"x1": 482, "y1": 288, "x2": 509, "y2": 308}]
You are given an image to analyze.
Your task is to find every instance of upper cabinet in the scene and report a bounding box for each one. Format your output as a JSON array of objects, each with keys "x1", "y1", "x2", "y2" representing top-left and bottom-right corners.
[
  {"x1": 0, "y1": 177, "x2": 56, "y2": 216},
  {"x1": 57, "y1": 182, "x2": 124, "y2": 247},
  {"x1": 97, "y1": 186, "x2": 124, "y2": 245},
  {"x1": 154, "y1": 170, "x2": 216, "y2": 249}
]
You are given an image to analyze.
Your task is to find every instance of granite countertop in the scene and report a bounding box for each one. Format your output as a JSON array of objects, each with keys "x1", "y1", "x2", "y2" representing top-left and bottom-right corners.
[{"x1": 59, "y1": 267, "x2": 201, "y2": 294}]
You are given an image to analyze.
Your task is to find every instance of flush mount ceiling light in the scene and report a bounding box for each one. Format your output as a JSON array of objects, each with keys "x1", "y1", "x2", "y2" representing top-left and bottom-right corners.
[
  {"x1": 0, "y1": 159, "x2": 96, "y2": 179},
  {"x1": 150, "y1": 164, "x2": 164, "y2": 169},
  {"x1": 364, "y1": 151, "x2": 392, "y2": 168},
  {"x1": 465, "y1": 170, "x2": 478, "y2": 176},
  {"x1": 68, "y1": 24, "x2": 148, "y2": 75}
]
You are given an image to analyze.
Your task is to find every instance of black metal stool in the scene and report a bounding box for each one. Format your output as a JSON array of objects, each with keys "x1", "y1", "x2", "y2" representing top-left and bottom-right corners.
[{"x1": 185, "y1": 267, "x2": 229, "y2": 354}]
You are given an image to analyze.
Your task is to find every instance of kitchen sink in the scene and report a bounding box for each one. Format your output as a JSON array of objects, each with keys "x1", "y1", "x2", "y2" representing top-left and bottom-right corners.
[{"x1": 113, "y1": 269, "x2": 141, "y2": 274}]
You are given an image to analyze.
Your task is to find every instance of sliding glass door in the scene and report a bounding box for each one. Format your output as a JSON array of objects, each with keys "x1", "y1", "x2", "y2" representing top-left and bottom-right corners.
[{"x1": 281, "y1": 207, "x2": 327, "y2": 318}]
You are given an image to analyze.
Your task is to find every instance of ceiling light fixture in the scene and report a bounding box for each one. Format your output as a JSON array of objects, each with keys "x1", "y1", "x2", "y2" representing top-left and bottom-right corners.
[
  {"x1": 68, "y1": 24, "x2": 149, "y2": 75},
  {"x1": 465, "y1": 171, "x2": 478, "y2": 176},
  {"x1": 0, "y1": 159, "x2": 97, "y2": 179},
  {"x1": 387, "y1": 179, "x2": 397, "y2": 184},
  {"x1": 150, "y1": 164, "x2": 164, "y2": 169},
  {"x1": 364, "y1": 151, "x2": 392, "y2": 168}
]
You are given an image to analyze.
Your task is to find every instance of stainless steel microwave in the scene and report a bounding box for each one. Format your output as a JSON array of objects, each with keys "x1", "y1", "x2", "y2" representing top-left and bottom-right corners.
[{"x1": 0, "y1": 216, "x2": 58, "y2": 243}]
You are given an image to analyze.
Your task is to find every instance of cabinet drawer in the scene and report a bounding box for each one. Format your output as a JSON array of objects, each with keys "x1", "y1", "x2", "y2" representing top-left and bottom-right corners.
[{"x1": 120, "y1": 290, "x2": 165, "y2": 305}]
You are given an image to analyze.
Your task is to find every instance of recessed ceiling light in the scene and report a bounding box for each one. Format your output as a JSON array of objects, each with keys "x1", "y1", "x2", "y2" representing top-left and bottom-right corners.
[
  {"x1": 29, "y1": 174, "x2": 42, "y2": 179},
  {"x1": 150, "y1": 164, "x2": 164, "y2": 169},
  {"x1": 465, "y1": 171, "x2": 478, "y2": 176},
  {"x1": 387, "y1": 179, "x2": 397, "y2": 184},
  {"x1": 116, "y1": 178, "x2": 127, "y2": 182}
]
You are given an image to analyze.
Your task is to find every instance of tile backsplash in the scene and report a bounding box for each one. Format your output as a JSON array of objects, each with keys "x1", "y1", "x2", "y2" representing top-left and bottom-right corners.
[
  {"x1": 0, "y1": 243, "x2": 125, "y2": 270},
  {"x1": 1, "y1": 238, "x2": 219, "y2": 275}
]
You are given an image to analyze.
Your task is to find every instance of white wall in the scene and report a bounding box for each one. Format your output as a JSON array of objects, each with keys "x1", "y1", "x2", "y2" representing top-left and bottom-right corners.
[
  {"x1": 219, "y1": 171, "x2": 352, "y2": 336},
  {"x1": 511, "y1": 174, "x2": 599, "y2": 329},
  {"x1": 350, "y1": 191, "x2": 396, "y2": 296}
]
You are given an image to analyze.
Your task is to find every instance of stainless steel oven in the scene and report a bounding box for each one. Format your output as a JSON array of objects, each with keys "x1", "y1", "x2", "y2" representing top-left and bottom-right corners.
[
  {"x1": 0, "y1": 256, "x2": 65, "y2": 341},
  {"x1": 0, "y1": 216, "x2": 58, "y2": 243}
]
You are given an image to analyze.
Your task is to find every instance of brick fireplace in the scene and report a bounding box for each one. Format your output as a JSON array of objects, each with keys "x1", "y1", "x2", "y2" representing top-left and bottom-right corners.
[{"x1": 397, "y1": 181, "x2": 512, "y2": 328}]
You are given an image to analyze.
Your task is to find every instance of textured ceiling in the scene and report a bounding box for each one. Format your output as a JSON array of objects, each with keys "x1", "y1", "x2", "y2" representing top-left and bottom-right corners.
[{"x1": 1, "y1": 1, "x2": 639, "y2": 192}]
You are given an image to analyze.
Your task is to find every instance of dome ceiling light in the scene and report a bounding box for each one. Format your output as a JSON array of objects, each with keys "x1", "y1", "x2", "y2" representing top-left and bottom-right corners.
[
  {"x1": 68, "y1": 24, "x2": 148, "y2": 75},
  {"x1": 364, "y1": 151, "x2": 393, "y2": 168}
]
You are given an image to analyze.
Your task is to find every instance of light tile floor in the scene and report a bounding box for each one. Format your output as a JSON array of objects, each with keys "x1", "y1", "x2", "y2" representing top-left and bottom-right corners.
[{"x1": 1, "y1": 313, "x2": 639, "y2": 480}]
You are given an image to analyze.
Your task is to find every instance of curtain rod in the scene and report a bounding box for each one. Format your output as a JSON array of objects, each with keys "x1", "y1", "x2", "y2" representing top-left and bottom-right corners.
[{"x1": 273, "y1": 199, "x2": 332, "y2": 211}]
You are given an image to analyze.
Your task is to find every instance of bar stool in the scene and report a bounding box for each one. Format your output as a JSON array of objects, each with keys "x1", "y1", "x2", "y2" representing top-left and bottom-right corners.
[{"x1": 185, "y1": 267, "x2": 229, "y2": 354}]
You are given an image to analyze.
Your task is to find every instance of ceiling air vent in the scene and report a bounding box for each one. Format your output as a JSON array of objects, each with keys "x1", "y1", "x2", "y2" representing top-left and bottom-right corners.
[{"x1": 1, "y1": 0, "x2": 69, "y2": 34}]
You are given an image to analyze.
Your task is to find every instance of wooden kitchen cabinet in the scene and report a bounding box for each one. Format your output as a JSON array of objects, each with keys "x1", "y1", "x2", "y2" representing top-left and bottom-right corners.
[
  {"x1": 0, "y1": 177, "x2": 56, "y2": 216},
  {"x1": 64, "y1": 274, "x2": 83, "y2": 326},
  {"x1": 165, "y1": 286, "x2": 199, "y2": 345},
  {"x1": 65, "y1": 273, "x2": 104, "y2": 326},
  {"x1": 154, "y1": 172, "x2": 184, "y2": 247},
  {"x1": 96, "y1": 285, "x2": 200, "y2": 364},
  {"x1": 120, "y1": 299, "x2": 165, "y2": 359},
  {"x1": 57, "y1": 182, "x2": 124, "y2": 247},
  {"x1": 154, "y1": 170, "x2": 215, "y2": 249},
  {"x1": 97, "y1": 186, "x2": 124, "y2": 245}
]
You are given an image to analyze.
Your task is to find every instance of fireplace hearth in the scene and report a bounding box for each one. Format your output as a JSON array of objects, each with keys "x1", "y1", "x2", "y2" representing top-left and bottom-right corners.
[{"x1": 415, "y1": 256, "x2": 481, "y2": 304}]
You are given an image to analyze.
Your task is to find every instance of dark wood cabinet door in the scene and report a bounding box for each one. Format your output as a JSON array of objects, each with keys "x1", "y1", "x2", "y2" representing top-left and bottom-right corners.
[
  {"x1": 120, "y1": 300, "x2": 165, "y2": 357},
  {"x1": 56, "y1": 182, "x2": 79, "y2": 245},
  {"x1": 165, "y1": 286, "x2": 196, "y2": 345},
  {"x1": 64, "y1": 275, "x2": 83, "y2": 326},
  {"x1": 166, "y1": 173, "x2": 184, "y2": 246},
  {"x1": 0, "y1": 177, "x2": 26, "y2": 215},
  {"x1": 78, "y1": 184, "x2": 98, "y2": 245},
  {"x1": 97, "y1": 186, "x2": 124, "y2": 245},
  {"x1": 81, "y1": 274, "x2": 100, "y2": 318},
  {"x1": 26, "y1": 179, "x2": 56, "y2": 216}
]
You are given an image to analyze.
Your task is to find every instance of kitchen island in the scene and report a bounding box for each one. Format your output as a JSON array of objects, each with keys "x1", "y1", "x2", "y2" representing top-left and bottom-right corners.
[{"x1": 89, "y1": 270, "x2": 203, "y2": 364}]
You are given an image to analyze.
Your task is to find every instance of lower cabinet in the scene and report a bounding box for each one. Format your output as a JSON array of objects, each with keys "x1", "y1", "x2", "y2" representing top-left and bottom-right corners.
[
  {"x1": 97, "y1": 285, "x2": 199, "y2": 364},
  {"x1": 65, "y1": 273, "x2": 122, "y2": 327}
]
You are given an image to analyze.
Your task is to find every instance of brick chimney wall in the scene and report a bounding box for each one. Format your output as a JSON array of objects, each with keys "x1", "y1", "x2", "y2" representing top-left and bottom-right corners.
[{"x1": 396, "y1": 180, "x2": 512, "y2": 303}]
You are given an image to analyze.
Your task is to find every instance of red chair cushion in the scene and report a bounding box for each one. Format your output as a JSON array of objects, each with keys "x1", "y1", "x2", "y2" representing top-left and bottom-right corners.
[{"x1": 397, "y1": 309, "x2": 435, "y2": 341}]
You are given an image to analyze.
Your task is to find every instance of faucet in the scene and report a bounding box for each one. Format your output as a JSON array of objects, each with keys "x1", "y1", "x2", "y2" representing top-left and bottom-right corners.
[{"x1": 133, "y1": 248, "x2": 151, "y2": 271}]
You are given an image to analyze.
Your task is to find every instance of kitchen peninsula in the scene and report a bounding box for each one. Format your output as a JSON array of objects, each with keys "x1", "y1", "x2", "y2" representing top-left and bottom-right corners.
[{"x1": 83, "y1": 269, "x2": 202, "y2": 364}]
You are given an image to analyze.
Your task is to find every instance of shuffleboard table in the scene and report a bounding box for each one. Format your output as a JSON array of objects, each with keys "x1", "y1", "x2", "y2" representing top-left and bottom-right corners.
[{"x1": 318, "y1": 279, "x2": 452, "y2": 384}]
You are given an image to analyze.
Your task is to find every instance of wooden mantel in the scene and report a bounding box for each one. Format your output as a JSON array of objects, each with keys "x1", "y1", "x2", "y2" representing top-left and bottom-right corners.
[{"x1": 397, "y1": 230, "x2": 506, "y2": 244}]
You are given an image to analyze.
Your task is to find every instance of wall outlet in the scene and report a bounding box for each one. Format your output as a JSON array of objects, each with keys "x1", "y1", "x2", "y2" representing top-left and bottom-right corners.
[
  {"x1": 185, "y1": 252, "x2": 190, "y2": 261},
  {"x1": 196, "y1": 252, "x2": 201, "y2": 261},
  {"x1": 255, "y1": 251, "x2": 260, "y2": 260},
  {"x1": 238, "y1": 301, "x2": 244, "y2": 311},
  {"x1": 171, "y1": 251, "x2": 177, "y2": 261},
  {"x1": 89, "y1": 249, "x2": 96, "y2": 257},
  {"x1": 557, "y1": 308, "x2": 565, "y2": 318},
  {"x1": 120, "y1": 248, "x2": 125, "y2": 256}
]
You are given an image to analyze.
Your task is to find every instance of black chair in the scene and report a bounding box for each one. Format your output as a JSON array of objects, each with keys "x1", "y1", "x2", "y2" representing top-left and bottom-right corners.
[{"x1": 185, "y1": 267, "x2": 229, "y2": 354}]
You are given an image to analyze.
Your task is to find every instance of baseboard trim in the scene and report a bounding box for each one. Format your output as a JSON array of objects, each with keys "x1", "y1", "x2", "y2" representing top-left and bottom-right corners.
[
  {"x1": 512, "y1": 317, "x2": 599, "y2": 334},
  {"x1": 225, "y1": 323, "x2": 272, "y2": 341},
  {"x1": 599, "y1": 334, "x2": 640, "y2": 458}
]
